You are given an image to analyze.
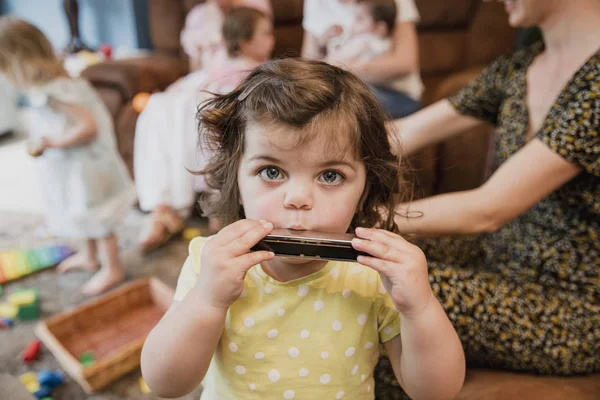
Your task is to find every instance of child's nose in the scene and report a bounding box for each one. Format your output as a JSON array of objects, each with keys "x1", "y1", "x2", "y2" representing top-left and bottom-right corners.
[{"x1": 283, "y1": 182, "x2": 313, "y2": 210}]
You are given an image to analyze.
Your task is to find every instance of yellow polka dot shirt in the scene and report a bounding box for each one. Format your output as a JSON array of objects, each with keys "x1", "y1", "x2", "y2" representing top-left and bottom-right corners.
[{"x1": 174, "y1": 237, "x2": 401, "y2": 400}]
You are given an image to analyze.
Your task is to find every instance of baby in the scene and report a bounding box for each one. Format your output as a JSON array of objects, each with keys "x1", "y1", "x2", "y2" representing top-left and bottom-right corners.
[{"x1": 327, "y1": 0, "x2": 397, "y2": 64}]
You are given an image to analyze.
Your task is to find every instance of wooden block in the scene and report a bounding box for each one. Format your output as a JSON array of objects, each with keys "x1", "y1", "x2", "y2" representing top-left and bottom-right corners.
[
  {"x1": 9, "y1": 289, "x2": 39, "y2": 307},
  {"x1": 0, "y1": 303, "x2": 18, "y2": 319}
]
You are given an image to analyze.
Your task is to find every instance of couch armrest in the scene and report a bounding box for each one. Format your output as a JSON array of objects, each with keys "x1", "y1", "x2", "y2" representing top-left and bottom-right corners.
[{"x1": 81, "y1": 53, "x2": 188, "y2": 100}]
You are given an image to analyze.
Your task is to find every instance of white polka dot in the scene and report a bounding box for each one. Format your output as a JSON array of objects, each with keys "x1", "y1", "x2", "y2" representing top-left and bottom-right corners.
[
  {"x1": 351, "y1": 365, "x2": 359, "y2": 375},
  {"x1": 368, "y1": 385, "x2": 372, "y2": 392},
  {"x1": 330, "y1": 268, "x2": 340, "y2": 278},
  {"x1": 336, "y1": 391, "x2": 345, "y2": 399},
  {"x1": 288, "y1": 347, "x2": 300, "y2": 358},
  {"x1": 384, "y1": 326, "x2": 394, "y2": 335},
  {"x1": 332, "y1": 320, "x2": 342, "y2": 331},
  {"x1": 378, "y1": 284, "x2": 386, "y2": 294},
  {"x1": 357, "y1": 314, "x2": 368, "y2": 325},
  {"x1": 244, "y1": 317, "x2": 255, "y2": 328},
  {"x1": 267, "y1": 329, "x2": 279, "y2": 339},
  {"x1": 255, "y1": 352, "x2": 265, "y2": 360},
  {"x1": 298, "y1": 285, "x2": 309, "y2": 296},
  {"x1": 249, "y1": 383, "x2": 256, "y2": 391},
  {"x1": 300, "y1": 329, "x2": 310, "y2": 339},
  {"x1": 298, "y1": 368, "x2": 309, "y2": 377},
  {"x1": 229, "y1": 342, "x2": 238, "y2": 352},
  {"x1": 320, "y1": 374, "x2": 332, "y2": 384},
  {"x1": 345, "y1": 347, "x2": 355, "y2": 357},
  {"x1": 342, "y1": 289, "x2": 351, "y2": 298},
  {"x1": 277, "y1": 308, "x2": 285, "y2": 317},
  {"x1": 265, "y1": 287, "x2": 272, "y2": 294},
  {"x1": 368, "y1": 276, "x2": 376, "y2": 284},
  {"x1": 352, "y1": 265, "x2": 363, "y2": 274},
  {"x1": 364, "y1": 342, "x2": 374, "y2": 350},
  {"x1": 321, "y1": 351, "x2": 329, "y2": 359},
  {"x1": 284, "y1": 390, "x2": 295, "y2": 399},
  {"x1": 361, "y1": 374, "x2": 366, "y2": 382},
  {"x1": 313, "y1": 300, "x2": 324, "y2": 311},
  {"x1": 269, "y1": 369, "x2": 281, "y2": 382},
  {"x1": 235, "y1": 365, "x2": 246, "y2": 375}
]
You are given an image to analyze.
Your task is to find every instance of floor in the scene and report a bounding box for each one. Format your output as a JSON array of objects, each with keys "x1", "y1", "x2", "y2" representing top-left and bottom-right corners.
[{"x1": 0, "y1": 122, "x2": 205, "y2": 399}]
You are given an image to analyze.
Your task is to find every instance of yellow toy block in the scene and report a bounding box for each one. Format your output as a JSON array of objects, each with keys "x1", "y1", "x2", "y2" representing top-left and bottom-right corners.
[
  {"x1": 182, "y1": 227, "x2": 202, "y2": 241},
  {"x1": 0, "y1": 302, "x2": 18, "y2": 319},
  {"x1": 2, "y1": 254, "x2": 18, "y2": 280},
  {"x1": 9, "y1": 290, "x2": 38, "y2": 307},
  {"x1": 19, "y1": 371, "x2": 40, "y2": 393},
  {"x1": 139, "y1": 377, "x2": 151, "y2": 393}
]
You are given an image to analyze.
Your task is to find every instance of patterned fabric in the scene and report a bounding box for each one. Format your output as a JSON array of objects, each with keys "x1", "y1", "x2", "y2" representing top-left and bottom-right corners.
[{"x1": 375, "y1": 43, "x2": 600, "y2": 398}]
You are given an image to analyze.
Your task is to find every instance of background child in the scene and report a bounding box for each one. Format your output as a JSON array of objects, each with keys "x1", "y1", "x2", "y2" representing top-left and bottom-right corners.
[
  {"x1": 180, "y1": 0, "x2": 272, "y2": 72},
  {"x1": 0, "y1": 17, "x2": 136, "y2": 295},
  {"x1": 141, "y1": 58, "x2": 465, "y2": 399},
  {"x1": 327, "y1": 0, "x2": 397, "y2": 64},
  {"x1": 135, "y1": 6, "x2": 275, "y2": 252}
]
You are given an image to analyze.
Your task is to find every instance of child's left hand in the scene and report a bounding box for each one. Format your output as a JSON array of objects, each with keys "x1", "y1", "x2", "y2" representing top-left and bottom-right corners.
[{"x1": 351, "y1": 227, "x2": 434, "y2": 317}]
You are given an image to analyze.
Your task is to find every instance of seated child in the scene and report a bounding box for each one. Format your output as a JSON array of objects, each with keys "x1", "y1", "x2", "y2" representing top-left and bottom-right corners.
[
  {"x1": 180, "y1": 0, "x2": 272, "y2": 72},
  {"x1": 327, "y1": 0, "x2": 397, "y2": 65},
  {"x1": 141, "y1": 58, "x2": 465, "y2": 399},
  {"x1": 135, "y1": 6, "x2": 275, "y2": 251}
]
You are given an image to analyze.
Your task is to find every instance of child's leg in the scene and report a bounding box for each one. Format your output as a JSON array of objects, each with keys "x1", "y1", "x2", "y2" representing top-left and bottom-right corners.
[
  {"x1": 57, "y1": 239, "x2": 100, "y2": 273},
  {"x1": 81, "y1": 233, "x2": 125, "y2": 296}
]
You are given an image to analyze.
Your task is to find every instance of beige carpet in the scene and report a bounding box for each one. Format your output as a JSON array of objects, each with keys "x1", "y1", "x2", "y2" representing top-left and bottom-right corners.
[{"x1": 0, "y1": 210, "x2": 205, "y2": 400}]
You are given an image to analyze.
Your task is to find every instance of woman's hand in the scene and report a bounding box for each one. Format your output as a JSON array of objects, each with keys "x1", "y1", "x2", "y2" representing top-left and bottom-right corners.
[
  {"x1": 351, "y1": 227, "x2": 433, "y2": 317},
  {"x1": 193, "y1": 219, "x2": 275, "y2": 310}
]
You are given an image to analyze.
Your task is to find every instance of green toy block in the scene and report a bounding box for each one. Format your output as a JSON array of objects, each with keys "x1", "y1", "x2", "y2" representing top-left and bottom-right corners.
[
  {"x1": 17, "y1": 302, "x2": 40, "y2": 320},
  {"x1": 80, "y1": 351, "x2": 95, "y2": 367}
]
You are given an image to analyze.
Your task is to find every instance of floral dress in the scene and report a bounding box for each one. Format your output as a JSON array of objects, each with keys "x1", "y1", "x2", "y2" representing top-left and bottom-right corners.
[{"x1": 375, "y1": 42, "x2": 600, "y2": 398}]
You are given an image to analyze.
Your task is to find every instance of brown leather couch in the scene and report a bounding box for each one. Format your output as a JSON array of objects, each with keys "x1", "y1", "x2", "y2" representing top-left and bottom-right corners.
[{"x1": 82, "y1": 0, "x2": 600, "y2": 397}]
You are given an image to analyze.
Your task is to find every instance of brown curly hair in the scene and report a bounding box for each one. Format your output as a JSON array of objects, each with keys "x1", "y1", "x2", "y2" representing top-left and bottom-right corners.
[{"x1": 196, "y1": 58, "x2": 411, "y2": 234}]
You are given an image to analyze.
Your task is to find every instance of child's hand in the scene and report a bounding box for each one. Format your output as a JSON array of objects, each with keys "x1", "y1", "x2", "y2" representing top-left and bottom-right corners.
[
  {"x1": 319, "y1": 24, "x2": 343, "y2": 48},
  {"x1": 194, "y1": 219, "x2": 275, "y2": 310},
  {"x1": 351, "y1": 227, "x2": 434, "y2": 318}
]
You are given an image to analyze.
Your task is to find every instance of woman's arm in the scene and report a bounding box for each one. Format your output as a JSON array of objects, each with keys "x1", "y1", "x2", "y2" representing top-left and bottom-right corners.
[
  {"x1": 385, "y1": 298, "x2": 465, "y2": 400},
  {"x1": 395, "y1": 139, "x2": 582, "y2": 236},
  {"x1": 390, "y1": 100, "x2": 485, "y2": 156},
  {"x1": 45, "y1": 97, "x2": 98, "y2": 149},
  {"x1": 141, "y1": 292, "x2": 226, "y2": 398},
  {"x1": 349, "y1": 22, "x2": 419, "y2": 84}
]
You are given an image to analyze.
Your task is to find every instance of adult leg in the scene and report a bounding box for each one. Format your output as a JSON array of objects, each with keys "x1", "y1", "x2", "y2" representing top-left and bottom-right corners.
[{"x1": 370, "y1": 86, "x2": 421, "y2": 119}]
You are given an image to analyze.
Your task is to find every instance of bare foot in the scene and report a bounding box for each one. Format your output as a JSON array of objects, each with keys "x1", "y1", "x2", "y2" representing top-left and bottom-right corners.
[
  {"x1": 80, "y1": 267, "x2": 125, "y2": 296},
  {"x1": 57, "y1": 253, "x2": 100, "y2": 274}
]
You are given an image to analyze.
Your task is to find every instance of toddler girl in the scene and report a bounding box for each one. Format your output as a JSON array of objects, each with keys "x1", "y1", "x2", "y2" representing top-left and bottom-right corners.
[
  {"x1": 0, "y1": 17, "x2": 136, "y2": 295},
  {"x1": 141, "y1": 58, "x2": 465, "y2": 399}
]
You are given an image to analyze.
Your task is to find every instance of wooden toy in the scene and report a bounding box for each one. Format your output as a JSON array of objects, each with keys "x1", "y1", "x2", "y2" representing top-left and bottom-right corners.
[
  {"x1": 19, "y1": 372, "x2": 40, "y2": 393},
  {"x1": 23, "y1": 340, "x2": 42, "y2": 363},
  {"x1": 9, "y1": 289, "x2": 41, "y2": 321},
  {"x1": 139, "y1": 377, "x2": 151, "y2": 393},
  {"x1": 0, "y1": 246, "x2": 74, "y2": 284},
  {"x1": 0, "y1": 303, "x2": 18, "y2": 319},
  {"x1": 35, "y1": 278, "x2": 173, "y2": 393}
]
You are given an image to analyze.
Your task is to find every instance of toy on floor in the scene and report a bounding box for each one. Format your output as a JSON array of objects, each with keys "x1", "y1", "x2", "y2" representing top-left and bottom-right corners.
[
  {"x1": 0, "y1": 317, "x2": 14, "y2": 329},
  {"x1": 9, "y1": 289, "x2": 41, "y2": 320},
  {"x1": 0, "y1": 245, "x2": 74, "y2": 284},
  {"x1": 23, "y1": 340, "x2": 42, "y2": 364},
  {"x1": 139, "y1": 377, "x2": 151, "y2": 393},
  {"x1": 182, "y1": 227, "x2": 203, "y2": 241},
  {"x1": 20, "y1": 370, "x2": 63, "y2": 400}
]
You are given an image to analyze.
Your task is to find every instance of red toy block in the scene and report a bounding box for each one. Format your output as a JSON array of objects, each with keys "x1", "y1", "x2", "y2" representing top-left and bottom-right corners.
[{"x1": 23, "y1": 340, "x2": 42, "y2": 363}]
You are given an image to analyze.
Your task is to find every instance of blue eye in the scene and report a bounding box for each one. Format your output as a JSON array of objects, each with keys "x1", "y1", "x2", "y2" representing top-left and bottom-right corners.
[
  {"x1": 259, "y1": 166, "x2": 283, "y2": 181},
  {"x1": 319, "y1": 170, "x2": 343, "y2": 184}
]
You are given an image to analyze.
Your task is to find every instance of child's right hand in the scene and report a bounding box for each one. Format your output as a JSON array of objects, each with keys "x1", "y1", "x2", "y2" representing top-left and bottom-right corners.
[
  {"x1": 193, "y1": 219, "x2": 274, "y2": 310},
  {"x1": 319, "y1": 24, "x2": 344, "y2": 48}
]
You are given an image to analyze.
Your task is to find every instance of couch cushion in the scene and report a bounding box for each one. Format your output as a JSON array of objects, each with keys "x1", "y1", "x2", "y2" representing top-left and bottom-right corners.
[{"x1": 459, "y1": 369, "x2": 600, "y2": 400}]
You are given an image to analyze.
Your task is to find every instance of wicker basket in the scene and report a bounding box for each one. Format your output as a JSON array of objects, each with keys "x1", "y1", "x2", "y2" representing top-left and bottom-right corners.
[{"x1": 35, "y1": 277, "x2": 173, "y2": 393}]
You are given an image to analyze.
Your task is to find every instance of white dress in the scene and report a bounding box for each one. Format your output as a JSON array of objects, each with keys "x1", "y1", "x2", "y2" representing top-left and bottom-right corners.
[
  {"x1": 134, "y1": 57, "x2": 258, "y2": 218},
  {"x1": 27, "y1": 78, "x2": 136, "y2": 239}
]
